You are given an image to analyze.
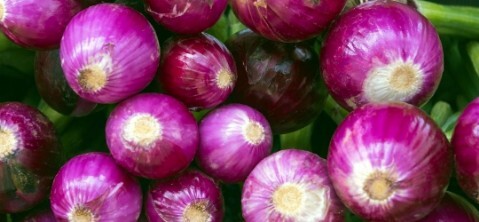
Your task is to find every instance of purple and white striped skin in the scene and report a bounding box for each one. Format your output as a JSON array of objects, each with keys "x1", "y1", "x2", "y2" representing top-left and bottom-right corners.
[
  {"x1": 452, "y1": 97, "x2": 479, "y2": 203},
  {"x1": 196, "y1": 104, "x2": 273, "y2": 183},
  {"x1": 144, "y1": 0, "x2": 227, "y2": 35},
  {"x1": 0, "y1": 102, "x2": 61, "y2": 213},
  {"x1": 50, "y1": 152, "x2": 142, "y2": 222},
  {"x1": 419, "y1": 192, "x2": 479, "y2": 222},
  {"x1": 320, "y1": 0, "x2": 443, "y2": 111},
  {"x1": 230, "y1": 0, "x2": 346, "y2": 43},
  {"x1": 158, "y1": 33, "x2": 237, "y2": 110},
  {"x1": 0, "y1": 0, "x2": 82, "y2": 49},
  {"x1": 145, "y1": 170, "x2": 224, "y2": 222},
  {"x1": 242, "y1": 149, "x2": 345, "y2": 222},
  {"x1": 105, "y1": 93, "x2": 199, "y2": 179},
  {"x1": 328, "y1": 102, "x2": 452, "y2": 221},
  {"x1": 60, "y1": 3, "x2": 160, "y2": 104}
]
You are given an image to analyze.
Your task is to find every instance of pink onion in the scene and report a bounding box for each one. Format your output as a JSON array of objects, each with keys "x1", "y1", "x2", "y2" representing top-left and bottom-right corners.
[
  {"x1": 50, "y1": 152, "x2": 142, "y2": 222},
  {"x1": 144, "y1": 0, "x2": 227, "y2": 34},
  {"x1": 0, "y1": 102, "x2": 61, "y2": 213},
  {"x1": 230, "y1": 0, "x2": 346, "y2": 42},
  {"x1": 196, "y1": 104, "x2": 272, "y2": 183},
  {"x1": 60, "y1": 3, "x2": 160, "y2": 104},
  {"x1": 242, "y1": 149, "x2": 345, "y2": 221},
  {"x1": 0, "y1": 0, "x2": 82, "y2": 49},
  {"x1": 321, "y1": 0, "x2": 443, "y2": 111},
  {"x1": 328, "y1": 102, "x2": 452, "y2": 221},
  {"x1": 419, "y1": 192, "x2": 479, "y2": 222},
  {"x1": 145, "y1": 169, "x2": 224, "y2": 222},
  {"x1": 452, "y1": 97, "x2": 479, "y2": 203},
  {"x1": 105, "y1": 93, "x2": 198, "y2": 179},
  {"x1": 158, "y1": 33, "x2": 237, "y2": 110}
]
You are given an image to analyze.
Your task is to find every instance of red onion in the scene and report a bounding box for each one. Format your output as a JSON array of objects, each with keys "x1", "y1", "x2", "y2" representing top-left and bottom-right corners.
[
  {"x1": 242, "y1": 149, "x2": 345, "y2": 221},
  {"x1": 328, "y1": 102, "x2": 452, "y2": 221},
  {"x1": 35, "y1": 49, "x2": 97, "y2": 117},
  {"x1": 145, "y1": 169, "x2": 224, "y2": 222},
  {"x1": 50, "y1": 152, "x2": 142, "y2": 222},
  {"x1": 226, "y1": 30, "x2": 328, "y2": 134},
  {"x1": 419, "y1": 192, "x2": 479, "y2": 222},
  {"x1": 158, "y1": 33, "x2": 237, "y2": 110},
  {"x1": 60, "y1": 3, "x2": 160, "y2": 104},
  {"x1": 144, "y1": 0, "x2": 227, "y2": 34},
  {"x1": 105, "y1": 93, "x2": 198, "y2": 179},
  {"x1": 0, "y1": 0, "x2": 82, "y2": 49},
  {"x1": 321, "y1": 0, "x2": 443, "y2": 111},
  {"x1": 452, "y1": 97, "x2": 479, "y2": 203},
  {"x1": 230, "y1": 0, "x2": 346, "y2": 42},
  {"x1": 0, "y1": 102, "x2": 61, "y2": 213},
  {"x1": 196, "y1": 104, "x2": 272, "y2": 183}
]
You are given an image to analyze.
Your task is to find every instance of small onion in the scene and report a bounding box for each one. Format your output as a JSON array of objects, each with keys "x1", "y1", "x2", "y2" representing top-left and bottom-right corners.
[
  {"x1": 242, "y1": 149, "x2": 345, "y2": 221},
  {"x1": 0, "y1": 0, "x2": 82, "y2": 49},
  {"x1": 144, "y1": 0, "x2": 227, "y2": 34},
  {"x1": 419, "y1": 192, "x2": 479, "y2": 222},
  {"x1": 196, "y1": 104, "x2": 273, "y2": 183},
  {"x1": 50, "y1": 152, "x2": 142, "y2": 222},
  {"x1": 0, "y1": 102, "x2": 61, "y2": 213},
  {"x1": 145, "y1": 169, "x2": 224, "y2": 222},
  {"x1": 320, "y1": 0, "x2": 443, "y2": 111},
  {"x1": 328, "y1": 102, "x2": 452, "y2": 221},
  {"x1": 35, "y1": 49, "x2": 97, "y2": 117},
  {"x1": 226, "y1": 30, "x2": 328, "y2": 134},
  {"x1": 230, "y1": 0, "x2": 346, "y2": 42},
  {"x1": 60, "y1": 3, "x2": 160, "y2": 104},
  {"x1": 158, "y1": 33, "x2": 237, "y2": 110},
  {"x1": 105, "y1": 93, "x2": 198, "y2": 179},
  {"x1": 452, "y1": 97, "x2": 479, "y2": 203}
]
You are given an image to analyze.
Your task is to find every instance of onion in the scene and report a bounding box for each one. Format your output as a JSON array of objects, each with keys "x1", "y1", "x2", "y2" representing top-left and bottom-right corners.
[
  {"x1": 144, "y1": 0, "x2": 227, "y2": 35},
  {"x1": 320, "y1": 0, "x2": 443, "y2": 111},
  {"x1": 105, "y1": 93, "x2": 198, "y2": 179},
  {"x1": 60, "y1": 3, "x2": 160, "y2": 104},
  {"x1": 419, "y1": 191, "x2": 479, "y2": 221},
  {"x1": 50, "y1": 152, "x2": 142, "y2": 222},
  {"x1": 18, "y1": 206, "x2": 56, "y2": 222},
  {"x1": 145, "y1": 169, "x2": 224, "y2": 222},
  {"x1": 0, "y1": 0, "x2": 82, "y2": 49},
  {"x1": 196, "y1": 104, "x2": 272, "y2": 183},
  {"x1": 451, "y1": 97, "x2": 479, "y2": 203},
  {"x1": 35, "y1": 49, "x2": 97, "y2": 117},
  {"x1": 230, "y1": 0, "x2": 346, "y2": 42},
  {"x1": 0, "y1": 102, "x2": 61, "y2": 213},
  {"x1": 158, "y1": 33, "x2": 237, "y2": 110},
  {"x1": 226, "y1": 29, "x2": 328, "y2": 134},
  {"x1": 242, "y1": 149, "x2": 345, "y2": 221},
  {"x1": 328, "y1": 102, "x2": 452, "y2": 221}
]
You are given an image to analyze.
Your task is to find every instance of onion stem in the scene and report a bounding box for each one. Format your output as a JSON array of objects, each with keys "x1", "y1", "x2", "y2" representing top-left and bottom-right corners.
[
  {"x1": 467, "y1": 41, "x2": 479, "y2": 76},
  {"x1": 322, "y1": 96, "x2": 349, "y2": 125},
  {"x1": 416, "y1": 0, "x2": 479, "y2": 39},
  {"x1": 280, "y1": 122, "x2": 314, "y2": 151},
  {"x1": 430, "y1": 101, "x2": 452, "y2": 127}
]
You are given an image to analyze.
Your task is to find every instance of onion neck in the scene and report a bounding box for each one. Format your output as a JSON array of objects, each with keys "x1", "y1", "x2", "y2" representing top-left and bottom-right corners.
[
  {"x1": 122, "y1": 114, "x2": 162, "y2": 147},
  {"x1": 243, "y1": 121, "x2": 265, "y2": 145},
  {"x1": 183, "y1": 201, "x2": 211, "y2": 222},
  {"x1": 0, "y1": 126, "x2": 18, "y2": 159},
  {"x1": 68, "y1": 206, "x2": 96, "y2": 222}
]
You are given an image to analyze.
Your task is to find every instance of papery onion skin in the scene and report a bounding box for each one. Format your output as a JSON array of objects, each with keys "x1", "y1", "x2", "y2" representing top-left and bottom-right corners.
[
  {"x1": 105, "y1": 93, "x2": 199, "y2": 179},
  {"x1": 60, "y1": 3, "x2": 160, "y2": 104},
  {"x1": 226, "y1": 30, "x2": 328, "y2": 134},
  {"x1": 50, "y1": 152, "x2": 142, "y2": 222},
  {"x1": 452, "y1": 97, "x2": 479, "y2": 203},
  {"x1": 197, "y1": 104, "x2": 272, "y2": 183},
  {"x1": 0, "y1": 102, "x2": 61, "y2": 213},
  {"x1": 328, "y1": 102, "x2": 452, "y2": 221},
  {"x1": 144, "y1": 0, "x2": 227, "y2": 35},
  {"x1": 419, "y1": 192, "x2": 479, "y2": 222},
  {"x1": 35, "y1": 49, "x2": 97, "y2": 117},
  {"x1": 0, "y1": 0, "x2": 82, "y2": 49},
  {"x1": 230, "y1": 0, "x2": 346, "y2": 43},
  {"x1": 321, "y1": 0, "x2": 443, "y2": 111},
  {"x1": 159, "y1": 33, "x2": 237, "y2": 110},
  {"x1": 242, "y1": 149, "x2": 345, "y2": 222},
  {"x1": 145, "y1": 169, "x2": 224, "y2": 222}
]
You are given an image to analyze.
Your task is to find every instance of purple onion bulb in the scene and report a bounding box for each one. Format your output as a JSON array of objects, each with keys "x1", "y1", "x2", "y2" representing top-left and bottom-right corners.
[{"x1": 419, "y1": 191, "x2": 479, "y2": 222}]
